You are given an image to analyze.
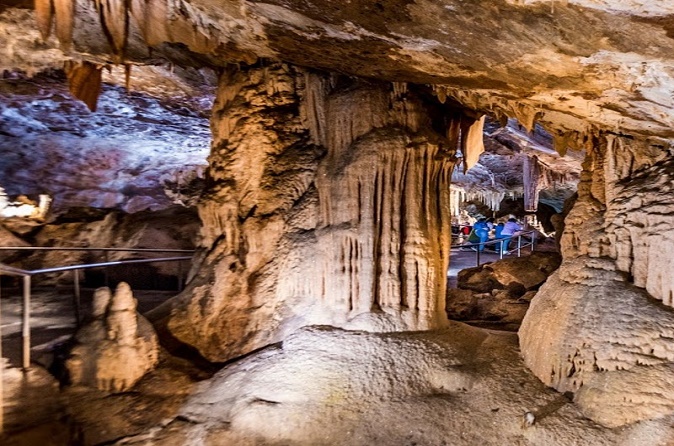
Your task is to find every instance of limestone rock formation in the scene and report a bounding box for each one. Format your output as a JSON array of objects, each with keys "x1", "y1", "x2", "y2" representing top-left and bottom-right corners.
[
  {"x1": 162, "y1": 63, "x2": 479, "y2": 362},
  {"x1": 520, "y1": 134, "x2": 674, "y2": 427},
  {"x1": 118, "y1": 324, "x2": 674, "y2": 445},
  {"x1": 0, "y1": 69, "x2": 212, "y2": 215},
  {"x1": 66, "y1": 282, "x2": 159, "y2": 392}
]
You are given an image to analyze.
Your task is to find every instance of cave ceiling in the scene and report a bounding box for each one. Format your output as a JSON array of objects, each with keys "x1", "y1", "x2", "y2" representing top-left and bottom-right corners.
[
  {"x1": 2, "y1": 0, "x2": 672, "y2": 141},
  {"x1": 0, "y1": 0, "x2": 671, "y2": 215}
]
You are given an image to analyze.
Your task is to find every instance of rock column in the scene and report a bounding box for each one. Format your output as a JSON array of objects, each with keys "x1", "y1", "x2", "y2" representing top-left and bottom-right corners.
[
  {"x1": 166, "y1": 64, "x2": 467, "y2": 362},
  {"x1": 519, "y1": 133, "x2": 674, "y2": 427}
]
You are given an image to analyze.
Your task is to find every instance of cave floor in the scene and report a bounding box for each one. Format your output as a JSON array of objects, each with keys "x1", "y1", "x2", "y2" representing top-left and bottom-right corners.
[
  {"x1": 0, "y1": 241, "x2": 592, "y2": 446},
  {"x1": 2, "y1": 283, "x2": 673, "y2": 445}
]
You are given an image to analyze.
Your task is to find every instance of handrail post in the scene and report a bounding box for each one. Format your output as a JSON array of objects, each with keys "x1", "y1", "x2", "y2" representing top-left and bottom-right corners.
[
  {"x1": 177, "y1": 260, "x2": 183, "y2": 291},
  {"x1": 104, "y1": 251, "x2": 109, "y2": 287},
  {"x1": 531, "y1": 232, "x2": 536, "y2": 252},
  {"x1": 0, "y1": 274, "x2": 4, "y2": 434},
  {"x1": 476, "y1": 243, "x2": 481, "y2": 266},
  {"x1": 73, "y1": 269, "x2": 81, "y2": 327},
  {"x1": 517, "y1": 235, "x2": 522, "y2": 257},
  {"x1": 22, "y1": 274, "x2": 31, "y2": 371}
]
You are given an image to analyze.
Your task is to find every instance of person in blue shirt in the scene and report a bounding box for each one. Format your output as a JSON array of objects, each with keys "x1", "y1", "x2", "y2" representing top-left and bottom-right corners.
[{"x1": 472, "y1": 217, "x2": 490, "y2": 251}]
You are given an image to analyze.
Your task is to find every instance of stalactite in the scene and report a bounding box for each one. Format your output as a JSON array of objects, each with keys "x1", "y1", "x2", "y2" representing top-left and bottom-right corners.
[
  {"x1": 523, "y1": 154, "x2": 541, "y2": 212},
  {"x1": 300, "y1": 71, "x2": 329, "y2": 147},
  {"x1": 53, "y1": 0, "x2": 75, "y2": 51},
  {"x1": 34, "y1": 0, "x2": 54, "y2": 40},
  {"x1": 436, "y1": 86, "x2": 447, "y2": 104},
  {"x1": 553, "y1": 132, "x2": 570, "y2": 156},
  {"x1": 449, "y1": 185, "x2": 466, "y2": 217},
  {"x1": 460, "y1": 115, "x2": 486, "y2": 172},
  {"x1": 124, "y1": 63, "x2": 132, "y2": 91},
  {"x1": 511, "y1": 103, "x2": 539, "y2": 133},
  {"x1": 465, "y1": 190, "x2": 506, "y2": 212},
  {"x1": 64, "y1": 60, "x2": 103, "y2": 112},
  {"x1": 94, "y1": 0, "x2": 130, "y2": 61},
  {"x1": 391, "y1": 82, "x2": 408, "y2": 100},
  {"x1": 130, "y1": 0, "x2": 168, "y2": 46}
]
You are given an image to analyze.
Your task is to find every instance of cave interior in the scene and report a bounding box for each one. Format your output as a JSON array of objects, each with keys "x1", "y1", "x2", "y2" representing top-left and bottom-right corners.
[{"x1": 1, "y1": 0, "x2": 674, "y2": 444}]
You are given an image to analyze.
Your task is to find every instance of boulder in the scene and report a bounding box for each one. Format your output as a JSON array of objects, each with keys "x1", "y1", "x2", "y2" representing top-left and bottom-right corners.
[
  {"x1": 520, "y1": 256, "x2": 674, "y2": 427},
  {"x1": 447, "y1": 252, "x2": 561, "y2": 328}
]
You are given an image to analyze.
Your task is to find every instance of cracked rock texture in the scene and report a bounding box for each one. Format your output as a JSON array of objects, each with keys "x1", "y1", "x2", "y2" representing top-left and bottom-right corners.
[
  {"x1": 4, "y1": 0, "x2": 674, "y2": 140},
  {"x1": 66, "y1": 282, "x2": 159, "y2": 392}
]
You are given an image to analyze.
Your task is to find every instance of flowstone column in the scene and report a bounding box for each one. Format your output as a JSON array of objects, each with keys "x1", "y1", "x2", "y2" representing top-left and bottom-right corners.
[
  {"x1": 164, "y1": 64, "x2": 468, "y2": 362},
  {"x1": 519, "y1": 133, "x2": 674, "y2": 427}
]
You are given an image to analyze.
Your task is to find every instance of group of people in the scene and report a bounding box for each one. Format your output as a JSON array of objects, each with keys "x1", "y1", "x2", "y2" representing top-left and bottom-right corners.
[{"x1": 464, "y1": 216, "x2": 523, "y2": 255}]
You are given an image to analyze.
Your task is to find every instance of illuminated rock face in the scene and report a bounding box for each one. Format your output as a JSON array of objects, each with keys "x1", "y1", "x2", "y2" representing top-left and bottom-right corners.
[
  {"x1": 519, "y1": 135, "x2": 674, "y2": 427},
  {"x1": 164, "y1": 64, "x2": 486, "y2": 362},
  {"x1": 66, "y1": 282, "x2": 159, "y2": 392}
]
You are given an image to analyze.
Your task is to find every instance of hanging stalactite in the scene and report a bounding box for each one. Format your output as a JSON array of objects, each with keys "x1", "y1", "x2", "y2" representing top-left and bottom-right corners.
[
  {"x1": 460, "y1": 114, "x2": 486, "y2": 172},
  {"x1": 34, "y1": 0, "x2": 76, "y2": 50},
  {"x1": 523, "y1": 154, "x2": 542, "y2": 212},
  {"x1": 130, "y1": 0, "x2": 168, "y2": 47},
  {"x1": 64, "y1": 60, "x2": 104, "y2": 112},
  {"x1": 34, "y1": 0, "x2": 54, "y2": 40},
  {"x1": 53, "y1": 0, "x2": 75, "y2": 51},
  {"x1": 94, "y1": 0, "x2": 130, "y2": 62}
]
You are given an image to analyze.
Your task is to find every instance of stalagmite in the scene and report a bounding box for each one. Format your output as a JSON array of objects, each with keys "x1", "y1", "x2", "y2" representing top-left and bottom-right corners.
[
  {"x1": 66, "y1": 283, "x2": 159, "y2": 392},
  {"x1": 520, "y1": 133, "x2": 674, "y2": 427},
  {"x1": 64, "y1": 60, "x2": 103, "y2": 112},
  {"x1": 522, "y1": 154, "x2": 541, "y2": 212}
]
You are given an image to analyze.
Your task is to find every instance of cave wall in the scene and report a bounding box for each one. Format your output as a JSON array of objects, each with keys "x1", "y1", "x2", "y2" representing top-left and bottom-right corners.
[
  {"x1": 164, "y1": 63, "x2": 470, "y2": 362},
  {"x1": 519, "y1": 133, "x2": 674, "y2": 427}
]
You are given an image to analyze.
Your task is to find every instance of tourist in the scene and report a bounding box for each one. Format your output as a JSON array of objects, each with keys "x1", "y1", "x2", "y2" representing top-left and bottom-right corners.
[
  {"x1": 500, "y1": 217, "x2": 523, "y2": 254},
  {"x1": 472, "y1": 217, "x2": 490, "y2": 251}
]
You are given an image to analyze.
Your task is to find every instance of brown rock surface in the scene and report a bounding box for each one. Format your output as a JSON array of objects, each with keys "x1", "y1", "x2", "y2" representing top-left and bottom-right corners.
[
  {"x1": 163, "y1": 63, "x2": 474, "y2": 362},
  {"x1": 447, "y1": 252, "x2": 561, "y2": 328}
]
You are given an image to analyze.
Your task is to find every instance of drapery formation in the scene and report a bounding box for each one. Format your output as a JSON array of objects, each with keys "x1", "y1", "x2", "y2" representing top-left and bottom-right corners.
[{"x1": 163, "y1": 64, "x2": 486, "y2": 361}]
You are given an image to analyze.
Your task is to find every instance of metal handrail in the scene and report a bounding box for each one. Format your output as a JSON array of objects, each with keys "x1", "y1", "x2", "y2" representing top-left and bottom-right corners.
[
  {"x1": 450, "y1": 230, "x2": 537, "y2": 267},
  {"x1": 0, "y1": 250, "x2": 194, "y2": 373},
  {"x1": 0, "y1": 245, "x2": 195, "y2": 434},
  {"x1": 30, "y1": 256, "x2": 192, "y2": 275},
  {"x1": 0, "y1": 246, "x2": 194, "y2": 253}
]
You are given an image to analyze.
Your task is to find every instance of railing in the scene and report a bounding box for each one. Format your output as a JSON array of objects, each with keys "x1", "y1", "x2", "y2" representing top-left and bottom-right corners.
[
  {"x1": 0, "y1": 247, "x2": 194, "y2": 370},
  {"x1": 450, "y1": 230, "x2": 537, "y2": 267},
  {"x1": 0, "y1": 247, "x2": 195, "y2": 433}
]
